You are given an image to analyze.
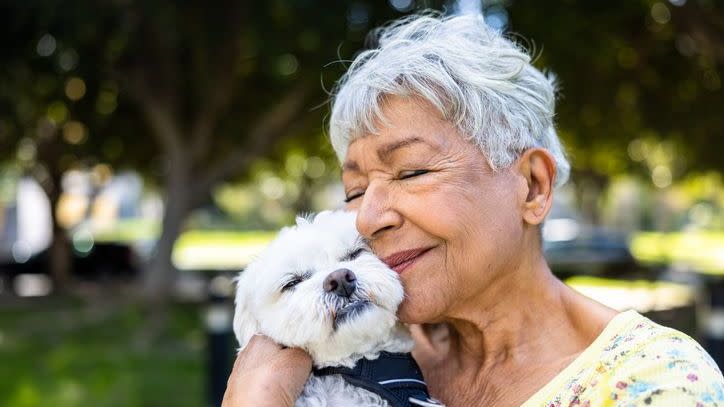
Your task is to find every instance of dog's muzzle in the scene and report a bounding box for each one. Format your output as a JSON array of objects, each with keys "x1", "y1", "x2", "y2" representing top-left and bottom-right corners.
[{"x1": 333, "y1": 299, "x2": 371, "y2": 330}]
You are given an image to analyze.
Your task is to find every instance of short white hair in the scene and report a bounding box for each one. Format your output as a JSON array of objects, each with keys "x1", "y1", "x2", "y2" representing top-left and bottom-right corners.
[{"x1": 329, "y1": 13, "x2": 570, "y2": 187}]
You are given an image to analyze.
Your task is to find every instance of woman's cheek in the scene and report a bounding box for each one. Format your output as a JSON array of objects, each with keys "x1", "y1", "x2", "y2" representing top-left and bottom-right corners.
[{"x1": 397, "y1": 277, "x2": 450, "y2": 324}]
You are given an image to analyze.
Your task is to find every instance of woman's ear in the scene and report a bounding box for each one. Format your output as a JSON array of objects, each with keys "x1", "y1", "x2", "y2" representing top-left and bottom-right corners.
[
  {"x1": 516, "y1": 148, "x2": 556, "y2": 226},
  {"x1": 232, "y1": 274, "x2": 259, "y2": 353}
]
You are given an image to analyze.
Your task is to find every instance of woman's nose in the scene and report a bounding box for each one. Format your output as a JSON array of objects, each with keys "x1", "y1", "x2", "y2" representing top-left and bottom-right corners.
[{"x1": 355, "y1": 181, "x2": 402, "y2": 240}]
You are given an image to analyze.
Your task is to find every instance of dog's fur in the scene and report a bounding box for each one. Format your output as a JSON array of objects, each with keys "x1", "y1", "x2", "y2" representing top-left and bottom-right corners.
[{"x1": 233, "y1": 210, "x2": 414, "y2": 406}]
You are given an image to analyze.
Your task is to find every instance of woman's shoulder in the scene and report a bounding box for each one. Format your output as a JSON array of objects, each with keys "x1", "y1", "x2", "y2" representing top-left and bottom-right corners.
[
  {"x1": 602, "y1": 309, "x2": 710, "y2": 359},
  {"x1": 590, "y1": 310, "x2": 724, "y2": 405},
  {"x1": 523, "y1": 310, "x2": 724, "y2": 407}
]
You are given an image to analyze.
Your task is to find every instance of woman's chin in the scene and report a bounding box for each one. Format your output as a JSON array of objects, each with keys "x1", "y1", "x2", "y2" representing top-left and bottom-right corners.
[
  {"x1": 396, "y1": 302, "x2": 415, "y2": 324},
  {"x1": 396, "y1": 296, "x2": 440, "y2": 324},
  {"x1": 397, "y1": 266, "x2": 447, "y2": 324}
]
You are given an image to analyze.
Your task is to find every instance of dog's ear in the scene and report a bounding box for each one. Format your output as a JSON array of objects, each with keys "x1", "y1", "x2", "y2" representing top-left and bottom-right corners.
[
  {"x1": 295, "y1": 213, "x2": 313, "y2": 226},
  {"x1": 313, "y1": 210, "x2": 333, "y2": 223},
  {"x1": 232, "y1": 274, "x2": 259, "y2": 352}
]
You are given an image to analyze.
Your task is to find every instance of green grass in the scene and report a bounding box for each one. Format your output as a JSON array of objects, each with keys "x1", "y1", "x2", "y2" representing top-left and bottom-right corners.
[
  {"x1": 631, "y1": 231, "x2": 724, "y2": 275},
  {"x1": 82, "y1": 219, "x2": 277, "y2": 270},
  {"x1": 174, "y1": 230, "x2": 276, "y2": 248},
  {"x1": 91, "y1": 219, "x2": 160, "y2": 243},
  {"x1": 0, "y1": 299, "x2": 209, "y2": 407},
  {"x1": 173, "y1": 230, "x2": 276, "y2": 270}
]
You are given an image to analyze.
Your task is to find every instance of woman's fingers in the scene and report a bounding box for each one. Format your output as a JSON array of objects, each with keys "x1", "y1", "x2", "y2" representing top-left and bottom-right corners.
[
  {"x1": 281, "y1": 346, "x2": 313, "y2": 371},
  {"x1": 245, "y1": 334, "x2": 283, "y2": 356},
  {"x1": 273, "y1": 347, "x2": 313, "y2": 406},
  {"x1": 410, "y1": 324, "x2": 436, "y2": 355},
  {"x1": 410, "y1": 323, "x2": 449, "y2": 365},
  {"x1": 222, "y1": 335, "x2": 312, "y2": 407},
  {"x1": 243, "y1": 335, "x2": 311, "y2": 374}
]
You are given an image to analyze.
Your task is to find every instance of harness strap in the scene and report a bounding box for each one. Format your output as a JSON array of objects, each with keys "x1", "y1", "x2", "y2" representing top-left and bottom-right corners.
[{"x1": 313, "y1": 352, "x2": 442, "y2": 407}]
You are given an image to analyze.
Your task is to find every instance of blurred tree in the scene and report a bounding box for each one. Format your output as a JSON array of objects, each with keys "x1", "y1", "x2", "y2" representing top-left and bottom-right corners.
[
  {"x1": 506, "y1": 0, "x2": 723, "y2": 220},
  {"x1": 1, "y1": 0, "x2": 722, "y2": 298},
  {"x1": 0, "y1": 1, "x2": 400, "y2": 300}
]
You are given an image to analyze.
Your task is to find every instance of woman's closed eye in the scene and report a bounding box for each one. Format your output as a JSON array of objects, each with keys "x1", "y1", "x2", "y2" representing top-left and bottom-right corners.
[
  {"x1": 344, "y1": 191, "x2": 364, "y2": 203},
  {"x1": 344, "y1": 170, "x2": 430, "y2": 202},
  {"x1": 399, "y1": 169, "x2": 430, "y2": 179}
]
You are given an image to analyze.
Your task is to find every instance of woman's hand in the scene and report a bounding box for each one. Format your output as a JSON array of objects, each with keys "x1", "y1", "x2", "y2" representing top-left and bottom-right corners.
[
  {"x1": 222, "y1": 335, "x2": 312, "y2": 407},
  {"x1": 410, "y1": 323, "x2": 451, "y2": 404},
  {"x1": 410, "y1": 323, "x2": 450, "y2": 366}
]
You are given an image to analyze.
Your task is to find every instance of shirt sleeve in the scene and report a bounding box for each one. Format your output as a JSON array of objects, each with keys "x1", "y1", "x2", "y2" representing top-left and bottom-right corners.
[{"x1": 606, "y1": 332, "x2": 724, "y2": 406}]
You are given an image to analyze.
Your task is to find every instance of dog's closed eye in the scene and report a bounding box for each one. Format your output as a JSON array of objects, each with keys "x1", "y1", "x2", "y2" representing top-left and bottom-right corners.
[
  {"x1": 341, "y1": 247, "x2": 367, "y2": 262},
  {"x1": 281, "y1": 278, "x2": 302, "y2": 292},
  {"x1": 281, "y1": 271, "x2": 312, "y2": 292}
]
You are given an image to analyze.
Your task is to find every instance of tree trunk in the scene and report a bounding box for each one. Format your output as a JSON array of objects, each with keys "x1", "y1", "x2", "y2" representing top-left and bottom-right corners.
[
  {"x1": 572, "y1": 171, "x2": 609, "y2": 225},
  {"x1": 48, "y1": 219, "x2": 72, "y2": 294},
  {"x1": 44, "y1": 170, "x2": 73, "y2": 294},
  {"x1": 142, "y1": 163, "x2": 191, "y2": 303},
  {"x1": 129, "y1": 77, "x2": 309, "y2": 306},
  {"x1": 292, "y1": 174, "x2": 315, "y2": 214}
]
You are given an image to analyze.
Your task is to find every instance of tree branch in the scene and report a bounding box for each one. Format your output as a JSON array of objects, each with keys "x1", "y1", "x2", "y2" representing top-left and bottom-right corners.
[
  {"x1": 126, "y1": 70, "x2": 186, "y2": 160},
  {"x1": 676, "y1": 2, "x2": 724, "y2": 63},
  {"x1": 191, "y1": 82, "x2": 311, "y2": 203},
  {"x1": 188, "y1": 3, "x2": 247, "y2": 164},
  {"x1": 188, "y1": 60, "x2": 236, "y2": 164}
]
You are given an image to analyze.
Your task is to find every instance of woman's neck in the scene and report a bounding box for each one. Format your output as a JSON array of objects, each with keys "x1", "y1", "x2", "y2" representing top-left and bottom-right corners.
[{"x1": 442, "y1": 253, "x2": 613, "y2": 373}]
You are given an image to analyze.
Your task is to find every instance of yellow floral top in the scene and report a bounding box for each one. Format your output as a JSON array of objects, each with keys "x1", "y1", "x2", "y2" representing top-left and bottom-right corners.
[{"x1": 522, "y1": 310, "x2": 724, "y2": 407}]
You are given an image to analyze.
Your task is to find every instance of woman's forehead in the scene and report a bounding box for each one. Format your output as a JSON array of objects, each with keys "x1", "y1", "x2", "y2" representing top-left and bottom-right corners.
[
  {"x1": 343, "y1": 127, "x2": 468, "y2": 175},
  {"x1": 343, "y1": 101, "x2": 457, "y2": 166},
  {"x1": 343, "y1": 132, "x2": 448, "y2": 173}
]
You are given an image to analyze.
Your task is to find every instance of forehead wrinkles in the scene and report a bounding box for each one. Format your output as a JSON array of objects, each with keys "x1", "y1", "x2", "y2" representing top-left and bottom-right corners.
[
  {"x1": 343, "y1": 131, "x2": 452, "y2": 177},
  {"x1": 343, "y1": 96, "x2": 456, "y2": 171},
  {"x1": 341, "y1": 137, "x2": 376, "y2": 181}
]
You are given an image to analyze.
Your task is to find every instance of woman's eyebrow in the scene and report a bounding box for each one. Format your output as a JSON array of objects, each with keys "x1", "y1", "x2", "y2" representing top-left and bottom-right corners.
[
  {"x1": 342, "y1": 137, "x2": 440, "y2": 174},
  {"x1": 342, "y1": 160, "x2": 360, "y2": 173},
  {"x1": 377, "y1": 136, "x2": 437, "y2": 162}
]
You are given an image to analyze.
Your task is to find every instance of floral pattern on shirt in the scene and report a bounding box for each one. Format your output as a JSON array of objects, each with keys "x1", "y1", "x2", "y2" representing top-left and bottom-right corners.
[{"x1": 522, "y1": 310, "x2": 724, "y2": 407}]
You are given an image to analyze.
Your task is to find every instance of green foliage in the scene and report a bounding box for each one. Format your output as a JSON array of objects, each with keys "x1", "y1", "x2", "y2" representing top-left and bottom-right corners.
[
  {"x1": 0, "y1": 0, "x2": 721, "y2": 186},
  {"x1": 631, "y1": 230, "x2": 724, "y2": 273},
  {"x1": 0, "y1": 300, "x2": 206, "y2": 407},
  {"x1": 508, "y1": 0, "x2": 724, "y2": 180},
  {"x1": 0, "y1": 1, "x2": 404, "y2": 183}
]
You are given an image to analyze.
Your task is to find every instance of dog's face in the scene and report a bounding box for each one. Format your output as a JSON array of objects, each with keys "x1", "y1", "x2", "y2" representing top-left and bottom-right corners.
[{"x1": 233, "y1": 211, "x2": 404, "y2": 364}]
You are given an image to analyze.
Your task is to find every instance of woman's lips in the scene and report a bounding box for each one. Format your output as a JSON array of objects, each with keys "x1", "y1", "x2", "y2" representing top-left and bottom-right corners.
[{"x1": 382, "y1": 247, "x2": 434, "y2": 274}]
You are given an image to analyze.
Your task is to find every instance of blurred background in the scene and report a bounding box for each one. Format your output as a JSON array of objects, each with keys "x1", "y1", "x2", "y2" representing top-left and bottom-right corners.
[{"x1": 0, "y1": 0, "x2": 722, "y2": 406}]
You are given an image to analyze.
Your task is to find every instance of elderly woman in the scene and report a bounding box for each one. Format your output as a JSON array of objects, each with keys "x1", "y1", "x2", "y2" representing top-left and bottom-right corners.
[{"x1": 223, "y1": 14, "x2": 723, "y2": 407}]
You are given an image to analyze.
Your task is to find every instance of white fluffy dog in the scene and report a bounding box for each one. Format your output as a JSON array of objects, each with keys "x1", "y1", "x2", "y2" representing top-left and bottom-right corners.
[{"x1": 233, "y1": 211, "x2": 440, "y2": 407}]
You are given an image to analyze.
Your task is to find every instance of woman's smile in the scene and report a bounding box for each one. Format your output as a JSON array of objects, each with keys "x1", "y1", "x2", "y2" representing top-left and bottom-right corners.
[{"x1": 382, "y1": 246, "x2": 436, "y2": 274}]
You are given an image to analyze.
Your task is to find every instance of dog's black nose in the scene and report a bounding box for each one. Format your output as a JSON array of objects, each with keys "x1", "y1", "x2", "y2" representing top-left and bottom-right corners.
[{"x1": 323, "y1": 269, "x2": 357, "y2": 297}]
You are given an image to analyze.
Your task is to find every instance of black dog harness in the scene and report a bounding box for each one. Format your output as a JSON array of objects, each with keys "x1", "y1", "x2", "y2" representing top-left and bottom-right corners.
[{"x1": 313, "y1": 352, "x2": 443, "y2": 407}]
